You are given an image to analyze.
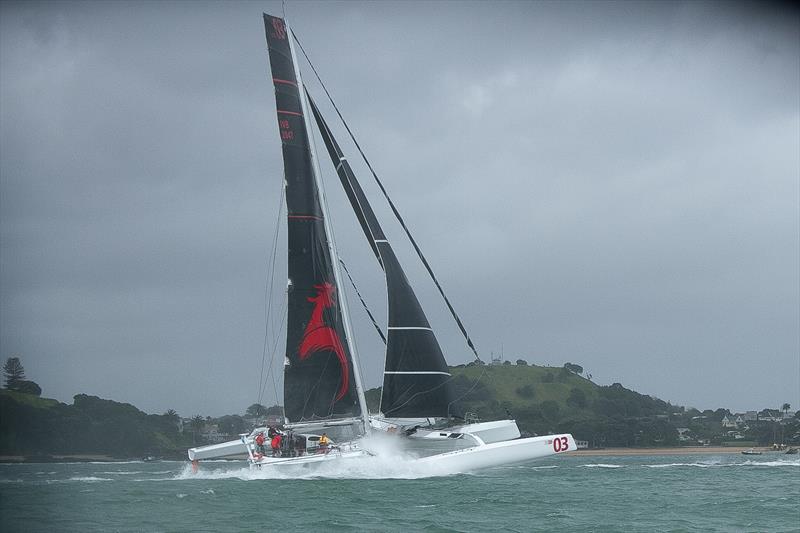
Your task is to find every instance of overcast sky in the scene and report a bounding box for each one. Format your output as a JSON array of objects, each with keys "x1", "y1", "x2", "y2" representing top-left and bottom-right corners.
[{"x1": 1, "y1": 1, "x2": 798, "y2": 418}]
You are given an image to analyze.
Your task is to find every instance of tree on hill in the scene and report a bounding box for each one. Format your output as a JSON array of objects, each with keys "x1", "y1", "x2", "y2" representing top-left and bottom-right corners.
[
  {"x1": 190, "y1": 415, "x2": 205, "y2": 444},
  {"x1": 516, "y1": 359, "x2": 528, "y2": 366},
  {"x1": 782, "y1": 403, "x2": 791, "y2": 418},
  {"x1": 265, "y1": 404, "x2": 283, "y2": 416},
  {"x1": 245, "y1": 403, "x2": 268, "y2": 418},
  {"x1": 3, "y1": 357, "x2": 25, "y2": 389},
  {"x1": 15, "y1": 381, "x2": 41, "y2": 396},
  {"x1": 3, "y1": 357, "x2": 42, "y2": 396},
  {"x1": 217, "y1": 415, "x2": 246, "y2": 436},
  {"x1": 563, "y1": 362, "x2": 583, "y2": 375}
]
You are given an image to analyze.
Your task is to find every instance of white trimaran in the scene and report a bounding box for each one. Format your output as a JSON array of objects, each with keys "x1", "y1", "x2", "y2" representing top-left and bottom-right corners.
[{"x1": 187, "y1": 13, "x2": 575, "y2": 473}]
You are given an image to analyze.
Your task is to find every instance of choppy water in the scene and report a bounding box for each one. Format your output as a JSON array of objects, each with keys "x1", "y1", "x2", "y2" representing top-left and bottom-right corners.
[{"x1": 1, "y1": 453, "x2": 798, "y2": 532}]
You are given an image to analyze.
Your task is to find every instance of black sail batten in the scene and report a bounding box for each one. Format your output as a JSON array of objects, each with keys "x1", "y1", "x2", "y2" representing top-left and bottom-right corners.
[
  {"x1": 308, "y1": 94, "x2": 455, "y2": 418},
  {"x1": 263, "y1": 14, "x2": 359, "y2": 422}
]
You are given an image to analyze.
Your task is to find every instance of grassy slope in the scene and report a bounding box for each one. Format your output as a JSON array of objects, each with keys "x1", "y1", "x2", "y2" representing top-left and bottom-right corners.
[
  {"x1": 0, "y1": 389, "x2": 61, "y2": 409},
  {"x1": 450, "y1": 364, "x2": 597, "y2": 412}
]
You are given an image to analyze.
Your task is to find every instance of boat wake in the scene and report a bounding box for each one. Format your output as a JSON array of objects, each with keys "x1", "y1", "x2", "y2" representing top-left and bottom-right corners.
[{"x1": 175, "y1": 457, "x2": 453, "y2": 481}]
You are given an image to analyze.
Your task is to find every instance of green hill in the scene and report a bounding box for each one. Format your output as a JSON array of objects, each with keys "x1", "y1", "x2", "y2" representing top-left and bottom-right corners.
[
  {"x1": 3, "y1": 364, "x2": 796, "y2": 458},
  {"x1": 367, "y1": 362, "x2": 682, "y2": 447},
  {"x1": 0, "y1": 390, "x2": 190, "y2": 459}
]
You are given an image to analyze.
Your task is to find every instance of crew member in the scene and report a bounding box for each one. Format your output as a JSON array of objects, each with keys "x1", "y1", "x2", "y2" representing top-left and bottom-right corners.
[
  {"x1": 318, "y1": 433, "x2": 329, "y2": 454},
  {"x1": 271, "y1": 432, "x2": 282, "y2": 457},
  {"x1": 255, "y1": 432, "x2": 266, "y2": 454}
]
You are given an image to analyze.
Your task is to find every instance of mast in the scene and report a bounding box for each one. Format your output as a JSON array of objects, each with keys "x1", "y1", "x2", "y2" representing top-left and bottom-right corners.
[{"x1": 283, "y1": 17, "x2": 370, "y2": 433}]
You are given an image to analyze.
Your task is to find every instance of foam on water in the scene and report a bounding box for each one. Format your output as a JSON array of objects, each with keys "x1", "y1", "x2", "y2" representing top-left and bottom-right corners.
[
  {"x1": 176, "y1": 433, "x2": 474, "y2": 480},
  {"x1": 578, "y1": 463, "x2": 624, "y2": 468},
  {"x1": 176, "y1": 455, "x2": 448, "y2": 480},
  {"x1": 645, "y1": 458, "x2": 800, "y2": 469}
]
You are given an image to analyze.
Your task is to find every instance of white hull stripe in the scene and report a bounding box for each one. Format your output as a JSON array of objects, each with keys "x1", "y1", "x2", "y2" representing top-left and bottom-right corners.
[
  {"x1": 388, "y1": 326, "x2": 433, "y2": 331},
  {"x1": 384, "y1": 371, "x2": 451, "y2": 376}
]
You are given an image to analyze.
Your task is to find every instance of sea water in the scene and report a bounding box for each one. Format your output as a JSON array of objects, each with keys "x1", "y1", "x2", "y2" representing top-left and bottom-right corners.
[{"x1": 1, "y1": 453, "x2": 798, "y2": 532}]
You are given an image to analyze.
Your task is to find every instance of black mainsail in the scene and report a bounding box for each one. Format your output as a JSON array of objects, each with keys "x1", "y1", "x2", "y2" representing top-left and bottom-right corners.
[
  {"x1": 308, "y1": 96, "x2": 455, "y2": 419},
  {"x1": 263, "y1": 14, "x2": 361, "y2": 422}
]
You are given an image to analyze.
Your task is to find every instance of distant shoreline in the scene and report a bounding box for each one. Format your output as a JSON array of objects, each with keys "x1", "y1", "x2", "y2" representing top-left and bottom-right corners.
[
  {"x1": 0, "y1": 454, "x2": 185, "y2": 463},
  {"x1": 1, "y1": 447, "x2": 777, "y2": 463},
  {"x1": 568, "y1": 446, "x2": 767, "y2": 456}
]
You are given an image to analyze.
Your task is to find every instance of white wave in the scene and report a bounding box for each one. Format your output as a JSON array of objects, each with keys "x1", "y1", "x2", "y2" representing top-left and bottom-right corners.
[
  {"x1": 67, "y1": 476, "x2": 113, "y2": 482},
  {"x1": 174, "y1": 456, "x2": 441, "y2": 481},
  {"x1": 578, "y1": 464, "x2": 624, "y2": 468},
  {"x1": 51, "y1": 461, "x2": 145, "y2": 465},
  {"x1": 0, "y1": 478, "x2": 24, "y2": 483},
  {"x1": 645, "y1": 459, "x2": 799, "y2": 469},
  {"x1": 174, "y1": 434, "x2": 473, "y2": 480},
  {"x1": 176, "y1": 493, "x2": 188, "y2": 498},
  {"x1": 645, "y1": 461, "x2": 723, "y2": 468},
  {"x1": 200, "y1": 488, "x2": 215, "y2": 494},
  {"x1": 740, "y1": 459, "x2": 800, "y2": 467}
]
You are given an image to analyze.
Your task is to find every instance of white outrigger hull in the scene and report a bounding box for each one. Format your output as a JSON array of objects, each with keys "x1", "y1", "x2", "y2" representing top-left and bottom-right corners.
[
  {"x1": 188, "y1": 437, "x2": 248, "y2": 461},
  {"x1": 414, "y1": 433, "x2": 577, "y2": 474}
]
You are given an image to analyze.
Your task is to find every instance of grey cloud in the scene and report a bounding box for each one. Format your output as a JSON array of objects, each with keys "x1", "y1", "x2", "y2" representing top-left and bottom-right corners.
[{"x1": 1, "y1": 1, "x2": 797, "y2": 416}]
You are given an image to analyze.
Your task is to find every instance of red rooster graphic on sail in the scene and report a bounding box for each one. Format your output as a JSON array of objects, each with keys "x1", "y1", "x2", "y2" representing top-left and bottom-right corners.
[{"x1": 299, "y1": 282, "x2": 349, "y2": 401}]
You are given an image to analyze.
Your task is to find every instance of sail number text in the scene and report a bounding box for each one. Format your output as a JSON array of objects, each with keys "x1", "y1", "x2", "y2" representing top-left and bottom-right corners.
[
  {"x1": 553, "y1": 436, "x2": 569, "y2": 452},
  {"x1": 280, "y1": 119, "x2": 294, "y2": 140}
]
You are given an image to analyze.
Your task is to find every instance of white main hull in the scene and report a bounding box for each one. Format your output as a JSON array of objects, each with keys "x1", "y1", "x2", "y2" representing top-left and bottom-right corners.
[
  {"x1": 249, "y1": 446, "x2": 368, "y2": 468},
  {"x1": 188, "y1": 430, "x2": 576, "y2": 474}
]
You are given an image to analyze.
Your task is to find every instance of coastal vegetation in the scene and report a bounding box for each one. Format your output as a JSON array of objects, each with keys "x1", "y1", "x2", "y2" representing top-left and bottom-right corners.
[{"x1": 1, "y1": 357, "x2": 797, "y2": 459}]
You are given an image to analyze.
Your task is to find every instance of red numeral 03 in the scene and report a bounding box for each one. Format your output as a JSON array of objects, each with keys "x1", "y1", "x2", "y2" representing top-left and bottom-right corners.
[{"x1": 553, "y1": 436, "x2": 569, "y2": 452}]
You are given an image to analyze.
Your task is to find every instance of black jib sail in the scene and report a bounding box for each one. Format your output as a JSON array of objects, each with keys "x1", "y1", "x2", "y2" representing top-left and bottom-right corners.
[
  {"x1": 308, "y1": 95, "x2": 455, "y2": 418},
  {"x1": 263, "y1": 14, "x2": 359, "y2": 421}
]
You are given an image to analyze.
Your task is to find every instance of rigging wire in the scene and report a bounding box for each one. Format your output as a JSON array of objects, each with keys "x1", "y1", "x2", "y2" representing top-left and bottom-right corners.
[
  {"x1": 339, "y1": 258, "x2": 387, "y2": 345},
  {"x1": 257, "y1": 182, "x2": 286, "y2": 407},
  {"x1": 292, "y1": 32, "x2": 483, "y2": 364},
  {"x1": 264, "y1": 299, "x2": 287, "y2": 409},
  {"x1": 447, "y1": 362, "x2": 490, "y2": 418}
]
